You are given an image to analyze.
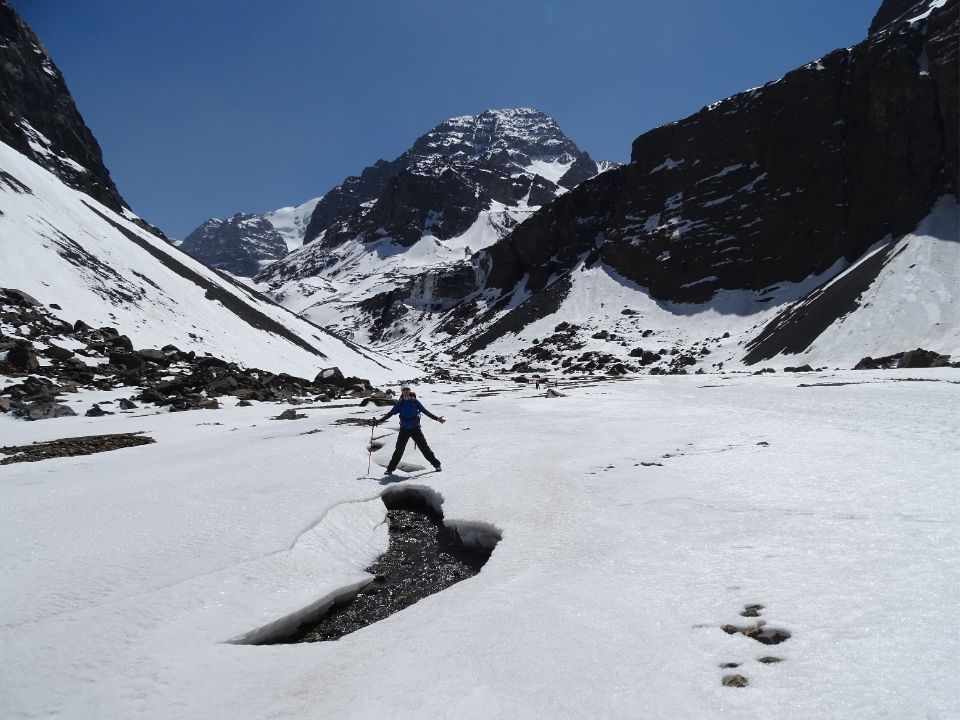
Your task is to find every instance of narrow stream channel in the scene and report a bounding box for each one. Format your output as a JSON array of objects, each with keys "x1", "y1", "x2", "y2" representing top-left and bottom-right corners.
[{"x1": 259, "y1": 487, "x2": 500, "y2": 643}]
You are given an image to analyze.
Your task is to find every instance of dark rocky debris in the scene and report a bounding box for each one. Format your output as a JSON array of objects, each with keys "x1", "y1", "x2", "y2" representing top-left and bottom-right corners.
[
  {"x1": 854, "y1": 347, "x2": 954, "y2": 369},
  {"x1": 0, "y1": 287, "x2": 388, "y2": 420},
  {"x1": 0, "y1": 432, "x2": 155, "y2": 465}
]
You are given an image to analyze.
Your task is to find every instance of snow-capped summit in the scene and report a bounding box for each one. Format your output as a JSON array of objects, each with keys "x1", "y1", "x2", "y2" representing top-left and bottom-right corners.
[
  {"x1": 238, "y1": 109, "x2": 617, "y2": 345},
  {"x1": 406, "y1": 108, "x2": 592, "y2": 186},
  {"x1": 178, "y1": 196, "x2": 321, "y2": 277},
  {"x1": 293, "y1": 107, "x2": 613, "y2": 251},
  {"x1": 181, "y1": 109, "x2": 613, "y2": 279}
]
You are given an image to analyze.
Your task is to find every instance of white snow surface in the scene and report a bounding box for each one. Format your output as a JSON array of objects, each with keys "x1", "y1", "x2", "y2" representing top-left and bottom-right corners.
[
  {"x1": 799, "y1": 196, "x2": 960, "y2": 365},
  {"x1": 263, "y1": 196, "x2": 323, "y2": 252},
  {"x1": 0, "y1": 141, "x2": 408, "y2": 382},
  {"x1": 0, "y1": 371, "x2": 957, "y2": 719}
]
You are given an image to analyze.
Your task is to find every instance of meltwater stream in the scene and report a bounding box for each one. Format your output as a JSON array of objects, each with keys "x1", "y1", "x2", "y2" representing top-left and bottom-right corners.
[{"x1": 257, "y1": 486, "x2": 500, "y2": 644}]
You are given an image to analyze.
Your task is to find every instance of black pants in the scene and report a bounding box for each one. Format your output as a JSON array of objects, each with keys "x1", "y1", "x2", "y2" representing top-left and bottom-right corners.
[{"x1": 388, "y1": 427, "x2": 439, "y2": 471}]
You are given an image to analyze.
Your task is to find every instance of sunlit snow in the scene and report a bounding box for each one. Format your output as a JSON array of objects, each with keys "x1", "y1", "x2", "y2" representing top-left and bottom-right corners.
[{"x1": 0, "y1": 372, "x2": 957, "y2": 719}]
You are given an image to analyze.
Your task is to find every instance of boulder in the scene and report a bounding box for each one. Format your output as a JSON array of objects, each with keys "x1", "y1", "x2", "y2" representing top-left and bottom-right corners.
[
  {"x1": 275, "y1": 409, "x2": 307, "y2": 420},
  {"x1": 46, "y1": 344, "x2": 75, "y2": 361},
  {"x1": 7, "y1": 341, "x2": 39, "y2": 372},
  {"x1": 22, "y1": 402, "x2": 76, "y2": 420},
  {"x1": 206, "y1": 376, "x2": 239, "y2": 393},
  {"x1": 108, "y1": 334, "x2": 132, "y2": 351},
  {"x1": 314, "y1": 367, "x2": 345, "y2": 386},
  {"x1": 108, "y1": 351, "x2": 146, "y2": 373},
  {"x1": 898, "y1": 348, "x2": 950, "y2": 368},
  {"x1": 137, "y1": 349, "x2": 168, "y2": 364},
  {"x1": 226, "y1": 388, "x2": 256, "y2": 400},
  {"x1": 197, "y1": 355, "x2": 230, "y2": 369},
  {"x1": 85, "y1": 404, "x2": 113, "y2": 417},
  {"x1": 2, "y1": 288, "x2": 41, "y2": 306},
  {"x1": 139, "y1": 387, "x2": 166, "y2": 404}
]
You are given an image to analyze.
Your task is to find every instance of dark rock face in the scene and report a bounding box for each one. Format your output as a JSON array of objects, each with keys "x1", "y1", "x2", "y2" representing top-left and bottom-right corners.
[
  {"x1": 180, "y1": 214, "x2": 289, "y2": 276},
  {"x1": 478, "y1": 1, "x2": 958, "y2": 306},
  {"x1": 869, "y1": 0, "x2": 927, "y2": 34},
  {"x1": 0, "y1": 0, "x2": 126, "y2": 213}
]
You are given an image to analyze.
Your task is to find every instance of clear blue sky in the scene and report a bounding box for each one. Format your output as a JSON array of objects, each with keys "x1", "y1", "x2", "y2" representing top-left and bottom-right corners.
[{"x1": 14, "y1": 0, "x2": 881, "y2": 239}]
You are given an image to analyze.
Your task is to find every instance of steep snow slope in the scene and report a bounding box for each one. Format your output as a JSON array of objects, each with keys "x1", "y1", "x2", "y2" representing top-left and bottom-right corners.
[
  {"x1": 263, "y1": 196, "x2": 323, "y2": 252},
  {"x1": 0, "y1": 140, "x2": 409, "y2": 382},
  {"x1": 745, "y1": 196, "x2": 960, "y2": 366}
]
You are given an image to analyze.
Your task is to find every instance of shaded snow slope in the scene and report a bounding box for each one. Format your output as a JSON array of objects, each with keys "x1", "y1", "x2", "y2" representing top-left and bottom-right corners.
[
  {"x1": 1, "y1": 372, "x2": 956, "y2": 718},
  {"x1": 0, "y1": 140, "x2": 409, "y2": 382},
  {"x1": 744, "y1": 196, "x2": 960, "y2": 365}
]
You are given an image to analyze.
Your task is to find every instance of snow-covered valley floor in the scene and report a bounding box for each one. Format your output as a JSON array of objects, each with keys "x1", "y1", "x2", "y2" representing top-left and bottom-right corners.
[{"x1": 1, "y1": 370, "x2": 957, "y2": 719}]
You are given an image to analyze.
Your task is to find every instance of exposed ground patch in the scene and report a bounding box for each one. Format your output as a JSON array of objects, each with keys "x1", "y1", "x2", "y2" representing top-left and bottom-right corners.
[
  {"x1": 244, "y1": 485, "x2": 501, "y2": 644},
  {"x1": 0, "y1": 432, "x2": 155, "y2": 465},
  {"x1": 717, "y1": 604, "x2": 790, "y2": 687}
]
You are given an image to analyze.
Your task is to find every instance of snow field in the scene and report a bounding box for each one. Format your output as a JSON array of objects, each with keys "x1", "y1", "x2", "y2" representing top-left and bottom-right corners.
[
  {"x1": 0, "y1": 140, "x2": 407, "y2": 383},
  {"x1": 1, "y1": 370, "x2": 957, "y2": 719}
]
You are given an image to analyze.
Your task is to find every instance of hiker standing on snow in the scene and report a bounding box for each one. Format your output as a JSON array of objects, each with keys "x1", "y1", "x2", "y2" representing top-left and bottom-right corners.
[{"x1": 373, "y1": 386, "x2": 445, "y2": 473}]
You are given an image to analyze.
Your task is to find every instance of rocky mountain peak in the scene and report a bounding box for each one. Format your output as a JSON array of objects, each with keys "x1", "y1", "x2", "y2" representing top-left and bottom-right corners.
[
  {"x1": 179, "y1": 212, "x2": 288, "y2": 277},
  {"x1": 295, "y1": 107, "x2": 611, "y2": 250},
  {"x1": 409, "y1": 107, "x2": 582, "y2": 169},
  {"x1": 868, "y1": 0, "x2": 944, "y2": 35},
  {"x1": 0, "y1": 0, "x2": 127, "y2": 214}
]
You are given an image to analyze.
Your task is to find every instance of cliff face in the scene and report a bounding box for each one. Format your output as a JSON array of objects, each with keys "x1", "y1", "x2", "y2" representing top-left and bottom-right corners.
[
  {"x1": 482, "y1": 0, "x2": 957, "y2": 305},
  {"x1": 0, "y1": 0, "x2": 127, "y2": 213}
]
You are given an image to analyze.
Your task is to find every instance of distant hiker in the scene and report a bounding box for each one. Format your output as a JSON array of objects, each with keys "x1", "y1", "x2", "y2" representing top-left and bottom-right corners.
[
  {"x1": 373, "y1": 386, "x2": 445, "y2": 473},
  {"x1": 533, "y1": 374, "x2": 542, "y2": 389}
]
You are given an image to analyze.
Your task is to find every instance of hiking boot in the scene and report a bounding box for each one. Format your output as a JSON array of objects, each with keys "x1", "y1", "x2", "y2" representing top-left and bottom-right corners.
[
  {"x1": 433, "y1": 464, "x2": 442, "y2": 472},
  {"x1": 384, "y1": 468, "x2": 395, "y2": 475}
]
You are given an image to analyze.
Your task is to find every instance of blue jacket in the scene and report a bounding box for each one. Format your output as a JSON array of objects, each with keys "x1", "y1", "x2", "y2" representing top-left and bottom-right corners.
[{"x1": 379, "y1": 397, "x2": 438, "y2": 430}]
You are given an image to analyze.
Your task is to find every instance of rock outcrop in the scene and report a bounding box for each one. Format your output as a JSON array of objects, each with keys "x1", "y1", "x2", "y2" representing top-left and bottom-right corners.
[
  {"x1": 180, "y1": 214, "x2": 289, "y2": 277},
  {"x1": 478, "y1": 0, "x2": 957, "y2": 306},
  {"x1": 0, "y1": 0, "x2": 126, "y2": 213}
]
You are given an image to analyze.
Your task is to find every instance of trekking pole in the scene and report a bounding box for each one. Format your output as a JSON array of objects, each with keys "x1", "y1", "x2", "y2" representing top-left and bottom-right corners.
[{"x1": 366, "y1": 417, "x2": 375, "y2": 476}]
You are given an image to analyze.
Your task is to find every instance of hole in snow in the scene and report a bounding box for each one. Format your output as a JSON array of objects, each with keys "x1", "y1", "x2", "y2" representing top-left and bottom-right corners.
[
  {"x1": 243, "y1": 485, "x2": 501, "y2": 644},
  {"x1": 721, "y1": 621, "x2": 791, "y2": 645},
  {"x1": 722, "y1": 673, "x2": 749, "y2": 688}
]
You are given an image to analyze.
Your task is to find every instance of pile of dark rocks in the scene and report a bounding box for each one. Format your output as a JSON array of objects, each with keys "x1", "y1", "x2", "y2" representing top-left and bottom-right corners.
[
  {"x1": 0, "y1": 287, "x2": 390, "y2": 421},
  {"x1": 854, "y1": 348, "x2": 955, "y2": 370}
]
